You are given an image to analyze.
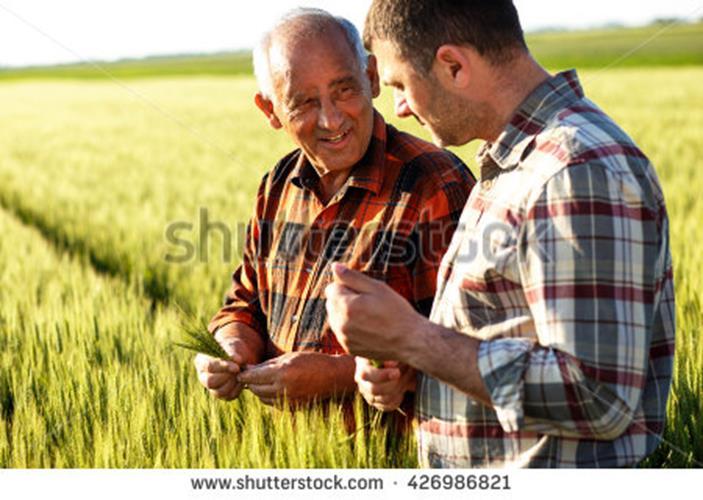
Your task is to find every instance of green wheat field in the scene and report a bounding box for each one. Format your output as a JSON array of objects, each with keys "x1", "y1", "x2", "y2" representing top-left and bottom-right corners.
[{"x1": 0, "y1": 23, "x2": 702, "y2": 467}]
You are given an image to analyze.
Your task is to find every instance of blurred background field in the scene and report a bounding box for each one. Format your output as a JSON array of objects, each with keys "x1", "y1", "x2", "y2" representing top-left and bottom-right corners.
[
  {"x1": 0, "y1": 21, "x2": 702, "y2": 467},
  {"x1": 1, "y1": 21, "x2": 702, "y2": 80}
]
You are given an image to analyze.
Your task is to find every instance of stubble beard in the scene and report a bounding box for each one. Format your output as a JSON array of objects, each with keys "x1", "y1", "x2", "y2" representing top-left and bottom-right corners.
[{"x1": 425, "y1": 83, "x2": 488, "y2": 147}]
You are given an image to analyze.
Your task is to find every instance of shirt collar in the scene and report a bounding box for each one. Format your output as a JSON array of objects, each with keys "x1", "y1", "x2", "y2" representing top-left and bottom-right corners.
[
  {"x1": 290, "y1": 109, "x2": 386, "y2": 196},
  {"x1": 477, "y1": 69, "x2": 584, "y2": 173}
]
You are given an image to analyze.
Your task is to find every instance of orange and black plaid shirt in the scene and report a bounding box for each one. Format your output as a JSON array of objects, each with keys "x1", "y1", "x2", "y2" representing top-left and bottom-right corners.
[{"x1": 210, "y1": 111, "x2": 474, "y2": 356}]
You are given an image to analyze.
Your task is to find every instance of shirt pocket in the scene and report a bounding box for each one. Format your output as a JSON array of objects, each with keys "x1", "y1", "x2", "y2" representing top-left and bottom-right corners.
[{"x1": 444, "y1": 214, "x2": 522, "y2": 332}]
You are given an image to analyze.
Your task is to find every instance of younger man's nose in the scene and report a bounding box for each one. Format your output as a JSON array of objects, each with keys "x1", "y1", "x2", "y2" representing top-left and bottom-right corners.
[{"x1": 394, "y1": 90, "x2": 413, "y2": 118}]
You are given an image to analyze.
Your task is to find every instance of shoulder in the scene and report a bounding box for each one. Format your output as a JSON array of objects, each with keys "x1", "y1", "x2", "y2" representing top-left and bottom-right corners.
[
  {"x1": 265, "y1": 149, "x2": 303, "y2": 187},
  {"x1": 521, "y1": 99, "x2": 665, "y2": 212},
  {"x1": 255, "y1": 148, "x2": 305, "y2": 197},
  {"x1": 249, "y1": 149, "x2": 303, "y2": 216}
]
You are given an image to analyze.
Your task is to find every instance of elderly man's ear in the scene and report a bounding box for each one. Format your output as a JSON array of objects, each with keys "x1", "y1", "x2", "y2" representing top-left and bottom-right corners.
[
  {"x1": 254, "y1": 93, "x2": 283, "y2": 130},
  {"x1": 366, "y1": 54, "x2": 381, "y2": 98}
]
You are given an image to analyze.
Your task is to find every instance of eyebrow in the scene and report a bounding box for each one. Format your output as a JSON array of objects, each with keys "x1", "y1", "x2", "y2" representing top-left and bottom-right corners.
[
  {"x1": 330, "y1": 76, "x2": 358, "y2": 88},
  {"x1": 382, "y1": 79, "x2": 401, "y2": 90},
  {"x1": 379, "y1": 72, "x2": 397, "y2": 88},
  {"x1": 283, "y1": 75, "x2": 360, "y2": 107}
]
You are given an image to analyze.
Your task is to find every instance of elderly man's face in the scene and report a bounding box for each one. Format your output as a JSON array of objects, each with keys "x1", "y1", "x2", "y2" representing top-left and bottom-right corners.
[{"x1": 256, "y1": 27, "x2": 380, "y2": 175}]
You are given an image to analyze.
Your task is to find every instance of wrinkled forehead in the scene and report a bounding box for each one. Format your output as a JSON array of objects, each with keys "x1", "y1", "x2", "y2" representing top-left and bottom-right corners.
[{"x1": 267, "y1": 28, "x2": 362, "y2": 100}]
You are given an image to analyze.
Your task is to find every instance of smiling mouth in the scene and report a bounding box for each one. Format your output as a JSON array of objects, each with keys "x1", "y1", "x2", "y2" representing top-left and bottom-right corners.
[{"x1": 320, "y1": 128, "x2": 351, "y2": 144}]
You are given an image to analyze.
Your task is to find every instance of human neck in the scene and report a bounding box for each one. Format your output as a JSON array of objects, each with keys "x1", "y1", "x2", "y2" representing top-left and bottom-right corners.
[
  {"x1": 316, "y1": 168, "x2": 352, "y2": 205},
  {"x1": 482, "y1": 55, "x2": 551, "y2": 143}
]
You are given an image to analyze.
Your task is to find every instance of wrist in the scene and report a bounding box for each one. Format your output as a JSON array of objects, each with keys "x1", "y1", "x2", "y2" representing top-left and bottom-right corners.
[
  {"x1": 214, "y1": 323, "x2": 263, "y2": 364},
  {"x1": 326, "y1": 354, "x2": 357, "y2": 398},
  {"x1": 401, "y1": 317, "x2": 439, "y2": 373}
]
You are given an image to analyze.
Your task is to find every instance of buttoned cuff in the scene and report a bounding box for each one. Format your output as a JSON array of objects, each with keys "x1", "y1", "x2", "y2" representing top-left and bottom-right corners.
[{"x1": 477, "y1": 338, "x2": 534, "y2": 433}]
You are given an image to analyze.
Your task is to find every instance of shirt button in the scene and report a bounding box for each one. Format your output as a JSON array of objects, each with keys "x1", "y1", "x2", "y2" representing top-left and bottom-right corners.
[
  {"x1": 291, "y1": 315, "x2": 298, "y2": 323},
  {"x1": 482, "y1": 179, "x2": 494, "y2": 190}
]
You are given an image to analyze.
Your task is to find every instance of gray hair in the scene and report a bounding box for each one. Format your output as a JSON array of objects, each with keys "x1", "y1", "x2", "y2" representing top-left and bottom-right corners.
[{"x1": 253, "y1": 8, "x2": 368, "y2": 100}]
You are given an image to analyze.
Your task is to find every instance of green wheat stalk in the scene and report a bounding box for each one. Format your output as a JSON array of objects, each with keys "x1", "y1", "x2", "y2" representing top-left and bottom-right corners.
[{"x1": 173, "y1": 317, "x2": 230, "y2": 360}]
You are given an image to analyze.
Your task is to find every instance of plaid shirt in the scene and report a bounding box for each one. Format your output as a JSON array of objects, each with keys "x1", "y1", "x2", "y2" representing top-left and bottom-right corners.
[
  {"x1": 418, "y1": 70, "x2": 676, "y2": 468},
  {"x1": 210, "y1": 110, "x2": 474, "y2": 357}
]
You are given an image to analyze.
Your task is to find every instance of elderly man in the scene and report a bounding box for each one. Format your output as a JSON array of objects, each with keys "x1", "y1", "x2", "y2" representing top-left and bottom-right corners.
[
  {"x1": 327, "y1": 0, "x2": 675, "y2": 467},
  {"x1": 194, "y1": 8, "x2": 473, "y2": 410}
]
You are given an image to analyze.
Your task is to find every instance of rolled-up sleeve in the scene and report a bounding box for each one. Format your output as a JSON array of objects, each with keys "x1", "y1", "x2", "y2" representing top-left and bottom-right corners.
[{"x1": 477, "y1": 161, "x2": 664, "y2": 440}]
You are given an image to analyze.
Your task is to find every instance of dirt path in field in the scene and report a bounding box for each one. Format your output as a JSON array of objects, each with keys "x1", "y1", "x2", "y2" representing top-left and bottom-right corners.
[{"x1": 0, "y1": 197, "x2": 174, "y2": 310}]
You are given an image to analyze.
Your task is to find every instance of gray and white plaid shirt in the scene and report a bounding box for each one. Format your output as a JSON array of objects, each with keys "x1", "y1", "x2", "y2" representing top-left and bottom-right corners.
[{"x1": 417, "y1": 70, "x2": 676, "y2": 468}]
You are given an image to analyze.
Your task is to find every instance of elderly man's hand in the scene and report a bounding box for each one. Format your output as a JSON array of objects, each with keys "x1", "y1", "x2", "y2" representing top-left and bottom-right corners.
[
  {"x1": 355, "y1": 357, "x2": 416, "y2": 412},
  {"x1": 237, "y1": 352, "x2": 355, "y2": 406},
  {"x1": 193, "y1": 328, "x2": 260, "y2": 401},
  {"x1": 324, "y1": 263, "x2": 426, "y2": 361}
]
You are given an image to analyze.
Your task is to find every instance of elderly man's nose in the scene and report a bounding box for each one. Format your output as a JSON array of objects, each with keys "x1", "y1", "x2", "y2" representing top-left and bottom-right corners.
[
  {"x1": 394, "y1": 90, "x2": 413, "y2": 118},
  {"x1": 318, "y1": 99, "x2": 344, "y2": 130}
]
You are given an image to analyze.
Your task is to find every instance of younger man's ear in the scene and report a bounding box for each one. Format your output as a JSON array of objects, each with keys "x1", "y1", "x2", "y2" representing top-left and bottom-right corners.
[
  {"x1": 434, "y1": 45, "x2": 471, "y2": 89},
  {"x1": 254, "y1": 93, "x2": 282, "y2": 129},
  {"x1": 366, "y1": 54, "x2": 381, "y2": 98}
]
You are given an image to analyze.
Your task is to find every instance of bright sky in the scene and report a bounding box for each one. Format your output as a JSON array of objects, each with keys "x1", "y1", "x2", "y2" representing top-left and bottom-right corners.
[{"x1": 0, "y1": 0, "x2": 701, "y2": 67}]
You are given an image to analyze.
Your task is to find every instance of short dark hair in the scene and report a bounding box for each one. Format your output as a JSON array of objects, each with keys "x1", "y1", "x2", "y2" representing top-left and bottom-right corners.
[{"x1": 364, "y1": 0, "x2": 527, "y2": 71}]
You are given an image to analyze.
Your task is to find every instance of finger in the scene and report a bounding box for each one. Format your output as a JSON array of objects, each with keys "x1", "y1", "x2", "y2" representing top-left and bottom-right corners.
[
  {"x1": 331, "y1": 263, "x2": 380, "y2": 293},
  {"x1": 237, "y1": 363, "x2": 278, "y2": 385},
  {"x1": 194, "y1": 353, "x2": 239, "y2": 374},
  {"x1": 356, "y1": 365, "x2": 400, "y2": 384},
  {"x1": 375, "y1": 393, "x2": 403, "y2": 407},
  {"x1": 257, "y1": 396, "x2": 277, "y2": 407},
  {"x1": 205, "y1": 375, "x2": 233, "y2": 396},
  {"x1": 367, "y1": 391, "x2": 403, "y2": 411},
  {"x1": 220, "y1": 382, "x2": 242, "y2": 400},
  {"x1": 223, "y1": 379, "x2": 245, "y2": 400},
  {"x1": 374, "y1": 400, "x2": 402, "y2": 412},
  {"x1": 210, "y1": 378, "x2": 239, "y2": 400},
  {"x1": 198, "y1": 371, "x2": 233, "y2": 390},
  {"x1": 355, "y1": 357, "x2": 399, "y2": 376},
  {"x1": 324, "y1": 282, "x2": 358, "y2": 303},
  {"x1": 247, "y1": 383, "x2": 279, "y2": 399},
  {"x1": 194, "y1": 353, "x2": 212, "y2": 371},
  {"x1": 325, "y1": 286, "x2": 347, "y2": 331},
  {"x1": 357, "y1": 377, "x2": 403, "y2": 397}
]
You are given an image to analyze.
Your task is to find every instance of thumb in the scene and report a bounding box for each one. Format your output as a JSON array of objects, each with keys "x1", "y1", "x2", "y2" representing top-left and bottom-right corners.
[{"x1": 331, "y1": 263, "x2": 379, "y2": 293}]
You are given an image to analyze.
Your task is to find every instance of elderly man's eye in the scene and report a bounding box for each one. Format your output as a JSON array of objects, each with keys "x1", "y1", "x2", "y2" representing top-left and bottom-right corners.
[
  {"x1": 337, "y1": 86, "x2": 357, "y2": 100},
  {"x1": 289, "y1": 98, "x2": 317, "y2": 115}
]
